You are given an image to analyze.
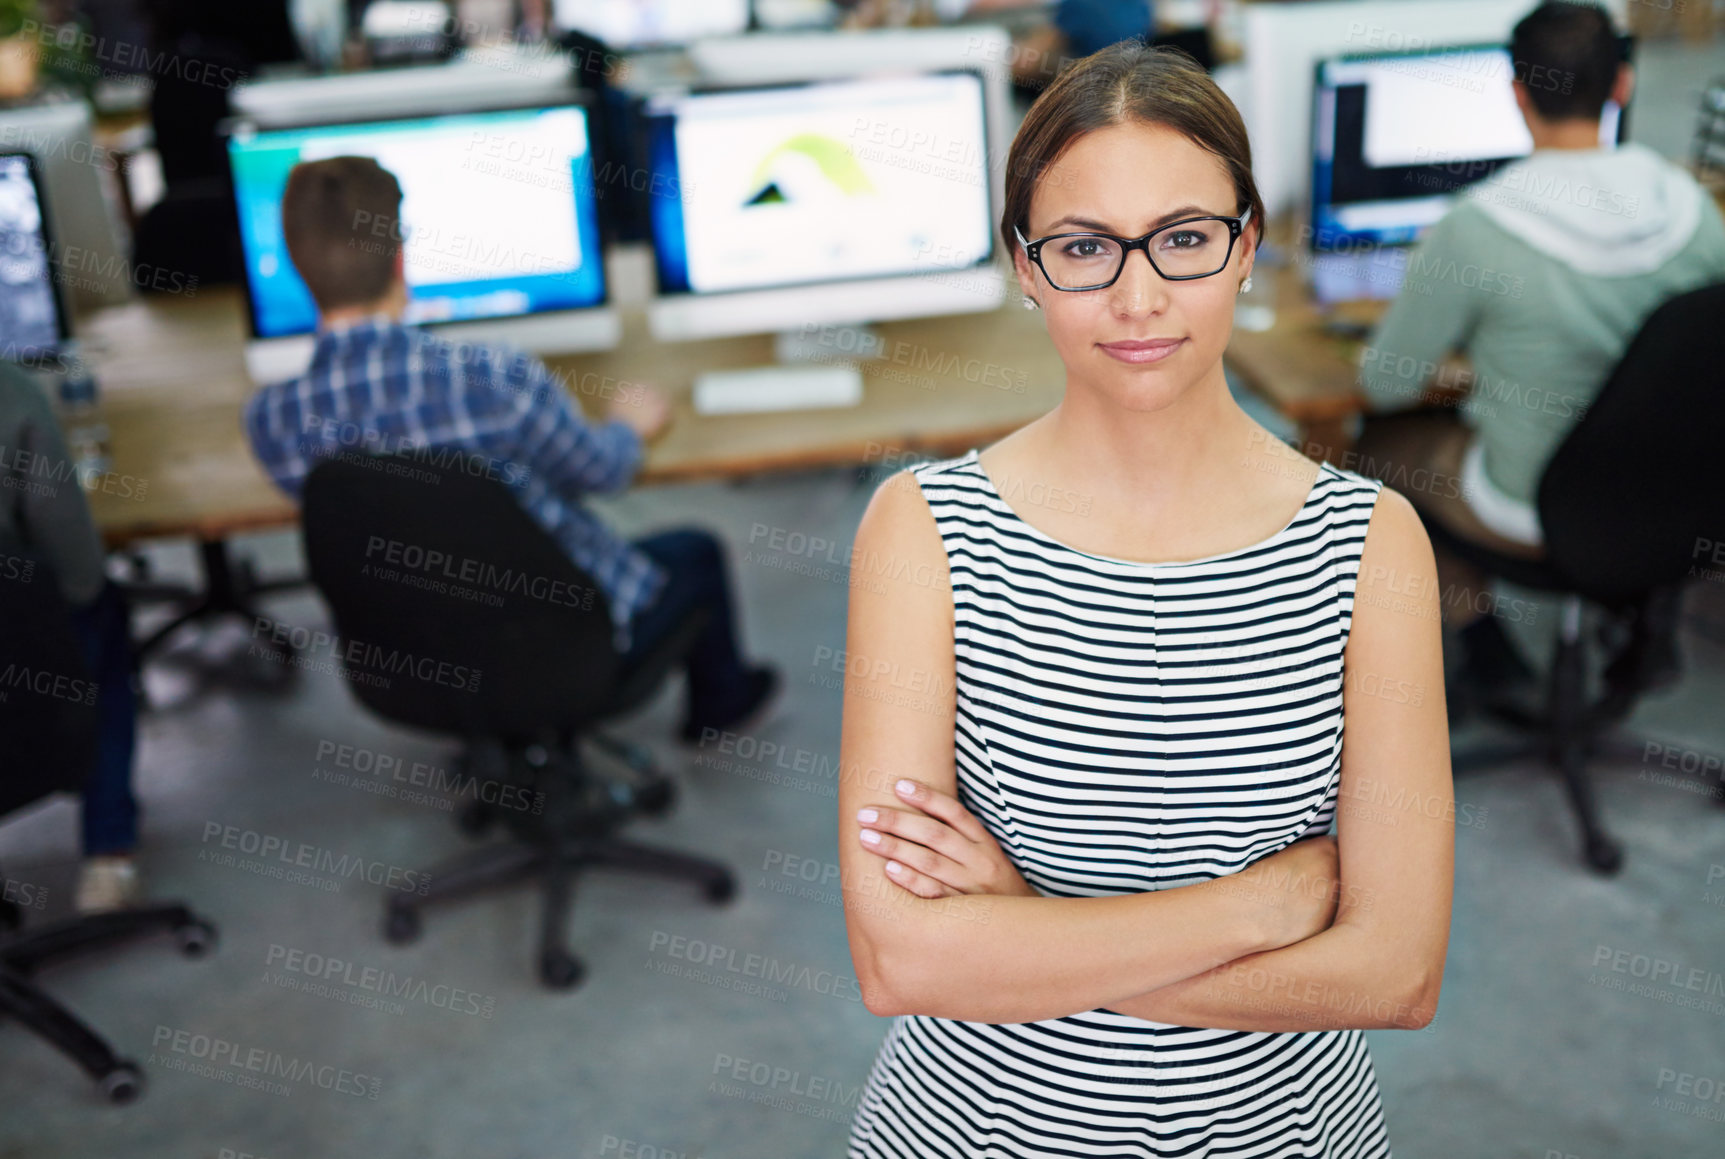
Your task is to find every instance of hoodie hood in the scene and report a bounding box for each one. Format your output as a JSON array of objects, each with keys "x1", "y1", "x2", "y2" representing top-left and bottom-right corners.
[{"x1": 1462, "y1": 142, "x2": 1704, "y2": 277}]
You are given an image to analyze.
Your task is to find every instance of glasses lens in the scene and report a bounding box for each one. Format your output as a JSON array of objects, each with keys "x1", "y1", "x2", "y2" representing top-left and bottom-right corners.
[
  {"x1": 1040, "y1": 235, "x2": 1124, "y2": 289},
  {"x1": 1152, "y1": 220, "x2": 1231, "y2": 278}
]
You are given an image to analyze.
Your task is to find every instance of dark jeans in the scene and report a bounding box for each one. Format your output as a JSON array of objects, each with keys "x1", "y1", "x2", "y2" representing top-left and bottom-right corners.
[
  {"x1": 69, "y1": 580, "x2": 139, "y2": 856},
  {"x1": 621, "y1": 529, "x2": 752, "y2": 725}
]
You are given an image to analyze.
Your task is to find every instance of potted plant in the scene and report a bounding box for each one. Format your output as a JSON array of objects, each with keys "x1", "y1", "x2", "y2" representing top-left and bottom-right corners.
[{"x1": 0, "y1": 0, "x2": 40, "y2": 101}]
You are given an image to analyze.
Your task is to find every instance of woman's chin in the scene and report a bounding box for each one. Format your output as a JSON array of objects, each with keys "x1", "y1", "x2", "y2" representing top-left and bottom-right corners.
[{"x1": 1088, "y1": 372, "x2": 1194, "y2": 413}]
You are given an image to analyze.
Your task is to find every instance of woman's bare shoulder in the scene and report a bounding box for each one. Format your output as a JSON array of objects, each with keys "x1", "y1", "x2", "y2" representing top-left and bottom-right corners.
[{"x1": 855, "y1": 463, "x2": 954, "y2": 590}]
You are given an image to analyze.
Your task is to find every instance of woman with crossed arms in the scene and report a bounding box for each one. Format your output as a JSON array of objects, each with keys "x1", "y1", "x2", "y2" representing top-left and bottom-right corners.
[{"x1": 839, "y1": 42, "x2": 1452, "y2": 1159}]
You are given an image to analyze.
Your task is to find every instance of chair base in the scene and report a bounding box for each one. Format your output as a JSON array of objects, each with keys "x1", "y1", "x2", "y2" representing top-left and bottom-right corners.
[
  {"x1": 382, "y1": 737, "x2": 734, "y2": 989},
  {"x1": 122, "y1": 538, "x2": 308, "y2": 696},
  {"x1": 0, "y1": 903, "x2": 217, "y2": 1101},
  {"x1": 1449, "y1": 594, "x2": 1653, "y2": 875}
]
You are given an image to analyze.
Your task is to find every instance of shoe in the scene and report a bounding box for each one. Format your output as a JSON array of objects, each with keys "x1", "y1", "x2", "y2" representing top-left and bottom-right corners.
[
  {"x1": 76, "y1": 854, "x2": 141, "y2": 914},
  {"x1": 678, "y1": 664, "x2": 784, "y2": 744}
]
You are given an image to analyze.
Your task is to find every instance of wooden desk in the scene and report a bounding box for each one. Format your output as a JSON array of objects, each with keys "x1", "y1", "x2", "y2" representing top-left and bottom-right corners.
[
  {"x1": 100, "y1": 183, "x2": 1725, "y2": 546},
  {"x1": 1222, "y1": 218, "x2": 1386, "y2": 463},
  {"x1": 81, "y1": 292, "x2": 296, "y2": 547},
  {"x1": 82, "y1": 285, "x2": 1069, "y2": 547}
]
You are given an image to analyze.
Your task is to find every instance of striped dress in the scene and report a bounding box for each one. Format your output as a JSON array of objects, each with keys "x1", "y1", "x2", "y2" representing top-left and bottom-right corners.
[{"x1": 847, "y1": 447, "x2": 1392, "y2": 1159}]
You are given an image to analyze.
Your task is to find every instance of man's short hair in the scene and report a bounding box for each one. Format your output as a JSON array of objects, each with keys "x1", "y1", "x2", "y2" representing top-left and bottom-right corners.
[
  {"x1": 280, "y1": 156, "x2": 404, "y2": 312},
  {"x1": 1509, "y1": 2, "x2": 1622, "y2": 123}
]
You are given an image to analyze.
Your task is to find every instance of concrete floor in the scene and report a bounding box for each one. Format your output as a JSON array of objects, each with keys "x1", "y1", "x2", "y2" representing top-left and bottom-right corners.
[
  {"x1": 3, "y1": 29, "x2": 1723, "y2": 1159},
  {"x1": 2, "y1": 459, "x2": 1724, "y2": 1159}
]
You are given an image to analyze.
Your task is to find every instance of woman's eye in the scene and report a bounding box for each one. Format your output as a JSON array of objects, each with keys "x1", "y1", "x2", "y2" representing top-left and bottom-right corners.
[
  {"x1": 1163, "y1": 231, "x2": 1202, "y2": 249},
  {"x1": 1062, "y1": 239, "x2": 1107, "y2": 259}
]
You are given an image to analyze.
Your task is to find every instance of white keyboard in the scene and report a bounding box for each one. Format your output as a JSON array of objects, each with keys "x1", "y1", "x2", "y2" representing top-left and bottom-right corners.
[{"x1": 692, "y1": 365, "x2": 864, "y2": 416}]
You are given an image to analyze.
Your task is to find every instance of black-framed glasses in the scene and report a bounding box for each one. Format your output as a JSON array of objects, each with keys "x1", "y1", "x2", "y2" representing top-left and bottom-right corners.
[{"x1": 1014, "y1": 206, "x2": 1253, "y2": 290}]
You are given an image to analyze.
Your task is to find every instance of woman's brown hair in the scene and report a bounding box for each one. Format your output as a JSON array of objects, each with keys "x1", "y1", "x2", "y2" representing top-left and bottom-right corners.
[{"x1": 1000, "y1": 42, "x2": 1264, "y2": 261}]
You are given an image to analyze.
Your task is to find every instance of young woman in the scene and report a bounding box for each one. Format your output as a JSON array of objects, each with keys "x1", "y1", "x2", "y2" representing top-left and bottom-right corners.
[{"x1": 838, "y1": 43, "x2": 1453, "y2": 1158}]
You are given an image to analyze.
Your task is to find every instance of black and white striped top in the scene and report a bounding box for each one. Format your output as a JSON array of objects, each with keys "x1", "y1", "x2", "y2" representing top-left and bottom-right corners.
[{"x1": 848, "y1": 447, "x2": 1392, "y2": 1159}]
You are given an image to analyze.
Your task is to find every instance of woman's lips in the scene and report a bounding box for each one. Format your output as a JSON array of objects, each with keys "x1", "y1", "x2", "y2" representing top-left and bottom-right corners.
[{"x1": 1098, "y1": 338, "x2": 1185, "y2": 364}]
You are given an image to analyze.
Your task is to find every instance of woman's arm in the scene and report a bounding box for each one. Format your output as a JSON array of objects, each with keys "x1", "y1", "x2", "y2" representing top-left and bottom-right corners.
[
  {"x1": 1106, "y1": 488, "x2": 1456, "y2": 1030},
  {"x1": 839, "y1": 469, "x2": 1334, "y2": 1024}
]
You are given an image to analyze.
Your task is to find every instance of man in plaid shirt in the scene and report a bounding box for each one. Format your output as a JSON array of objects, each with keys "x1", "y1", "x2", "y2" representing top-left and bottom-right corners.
[{"x1": 244, "y1": 156, "x2": 778, "y2": 739}]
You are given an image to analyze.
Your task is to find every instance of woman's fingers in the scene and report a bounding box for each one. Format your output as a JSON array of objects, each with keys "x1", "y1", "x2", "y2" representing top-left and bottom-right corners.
[
  {"x1": 858, "y1": 805, "x2": 967, "y2": 860},
  {"x1": 879, "y1": 858, "x2": 953, "y2": 900},
  {"x1": 858, "y1": 824, "x2": 968, "y2": 889},
  {"x1": 892, "y1": 778, "x2": 992, "y2": 844}
]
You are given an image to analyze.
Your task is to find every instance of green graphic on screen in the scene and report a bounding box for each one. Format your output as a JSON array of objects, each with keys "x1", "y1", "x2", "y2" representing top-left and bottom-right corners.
[{"x1": 743, "y1": 134, "x2": 875, "y2": 207}]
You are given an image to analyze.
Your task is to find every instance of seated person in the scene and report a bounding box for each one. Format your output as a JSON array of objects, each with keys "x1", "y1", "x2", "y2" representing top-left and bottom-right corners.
[
  {"x1": 1352, "y1": 0, "x2": 1725, "y2": 719},
  {"x1": 243, "y1": 156, "x2": 779, "y2": 741},
  {"x1": 0, "y1": 361, "x2": 142, "y2": 912}
]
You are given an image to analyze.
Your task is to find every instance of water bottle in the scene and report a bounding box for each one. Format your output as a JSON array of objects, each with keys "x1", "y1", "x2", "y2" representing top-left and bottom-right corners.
[{"x1": 56, "y1": 359, "x2": 112, "y2": 491}]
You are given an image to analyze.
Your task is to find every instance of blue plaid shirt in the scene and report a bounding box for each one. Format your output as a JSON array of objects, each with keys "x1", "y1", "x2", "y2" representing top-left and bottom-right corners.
[{"x1": 243, "y1": 317, "x2": 668, "y2": 653}]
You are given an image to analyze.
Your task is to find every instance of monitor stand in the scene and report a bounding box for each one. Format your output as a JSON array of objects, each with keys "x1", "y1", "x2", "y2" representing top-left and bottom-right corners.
[{"x1": 690, "y1": 323, "x2": 884, "y2": 416}]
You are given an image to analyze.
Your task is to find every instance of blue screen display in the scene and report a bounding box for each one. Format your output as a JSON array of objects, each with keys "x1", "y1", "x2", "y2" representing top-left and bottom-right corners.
[
  {"x1": 228, "y1": 105, "x2": 605, "y2": 339},
  {"x1": 0, "y1": 152, "x2": 64, "y2": 360}
]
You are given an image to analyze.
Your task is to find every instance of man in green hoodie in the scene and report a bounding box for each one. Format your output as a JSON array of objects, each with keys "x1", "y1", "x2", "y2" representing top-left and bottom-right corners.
[{"x1": 1351, "y1": 1, "x2": 1725, "y2": 720}]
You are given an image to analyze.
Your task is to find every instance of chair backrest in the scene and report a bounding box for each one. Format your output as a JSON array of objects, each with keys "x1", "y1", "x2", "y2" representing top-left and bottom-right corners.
[
  {"x1": 0, "y1": 539, "x2": 98, "y2": 817},
  {"x1": 1537, "y1": 282, "x2": 1725, "y2": 604},
  {"x1": 300, "y1": 451, "x2": 621, "y2": 740}
]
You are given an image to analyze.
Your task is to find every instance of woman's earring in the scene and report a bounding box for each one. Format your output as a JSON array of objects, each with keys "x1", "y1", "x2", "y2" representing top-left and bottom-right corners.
[
  {"x1": 1239, "y1": 276, "x2": 1253, "y2": 295},
  {"x1": 1022, "y1": 296, "x2": 1040, "y2": 311}
]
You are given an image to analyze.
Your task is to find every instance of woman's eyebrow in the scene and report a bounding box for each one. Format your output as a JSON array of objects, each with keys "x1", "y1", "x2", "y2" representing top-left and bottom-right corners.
[{"x1": 1044, "y1": 204, "x2": 1218, "y2": 233}]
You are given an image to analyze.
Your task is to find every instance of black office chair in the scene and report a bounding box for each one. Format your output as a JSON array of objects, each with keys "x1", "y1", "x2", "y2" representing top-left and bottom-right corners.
[
  {"x1": 0, "y1": 541, "x2": 216, "y2": 1102},
  {"x1": 1424, "y1": 283, "x2": 1725, "y2": 874},
  {"x1": 300, "y1": 452, "x2": 734, "y2": 989}
]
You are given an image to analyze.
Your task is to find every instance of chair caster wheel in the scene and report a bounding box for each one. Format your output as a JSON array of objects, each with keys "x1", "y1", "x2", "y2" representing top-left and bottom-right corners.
[
  {"x1": 175, "y1": 919, "x2": 217, "y2": 958},
  {"x1": 1584, "y1": 836, "x2": 1624, "y2": 875},
  {"x1": 539, "y1": 950, "x2": 585, "y2": 990},
  {"x1": 456, "y1": 801, "x2": 493, "y2": 836},
  {"x1": 705, "y1": 872, "x2": 736, "y2": 904},
  {"x1": 101, "y1": 1062, "x2": 143, "y2": 1104},
  {"x1": 384, "y1": 905, "x2": 422, "y2": 945}
]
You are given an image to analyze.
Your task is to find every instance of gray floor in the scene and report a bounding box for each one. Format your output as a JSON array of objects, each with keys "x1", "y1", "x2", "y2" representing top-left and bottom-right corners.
[
  {"x1": 4, "y1": 29, "x2": 1725, "y2": 1159},
  {"x1": 3, "y1": 463, "x2": 1725, "y2": 1159}
]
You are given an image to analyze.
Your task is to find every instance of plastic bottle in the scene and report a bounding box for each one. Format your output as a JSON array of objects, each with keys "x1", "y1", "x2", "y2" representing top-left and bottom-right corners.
[{"x1": 56, "y1": 357, "x2": 112, "y2": 490}]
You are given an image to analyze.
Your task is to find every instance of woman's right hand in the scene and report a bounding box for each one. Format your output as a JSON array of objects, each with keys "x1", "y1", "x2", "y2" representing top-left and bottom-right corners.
[{"x1": 1225, "y1": 834, "x2": 1342, "y2": 951}]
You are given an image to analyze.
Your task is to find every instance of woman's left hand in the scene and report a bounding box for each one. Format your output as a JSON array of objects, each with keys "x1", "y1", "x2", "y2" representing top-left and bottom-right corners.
[{"x1": 855, "y1": 778, "x2": 1039, "y2": 899}]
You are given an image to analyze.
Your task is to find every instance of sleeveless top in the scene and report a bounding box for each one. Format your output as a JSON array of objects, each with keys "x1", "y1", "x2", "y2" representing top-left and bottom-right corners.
[{"x1": 847, "y1": 448, "x2": 1393, "y2": 1159}]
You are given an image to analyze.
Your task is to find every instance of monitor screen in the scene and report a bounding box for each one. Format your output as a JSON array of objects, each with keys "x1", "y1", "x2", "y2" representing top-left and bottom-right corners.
[
  {"x1": 552, "y1": 0, "x2": 750, "y2": 48},
  {"x1": 0, "y1": 152, "x2": 67, "y2": 363},
  {"x1": 1310, "y1": 38, "x2": 1633, "y2": 251},
  {"x1": 227, "y1": 103, "x2": 606, "y2": 341},
  {"x1": 644, "y1": 71, "x2": 994, "y2": 297}
]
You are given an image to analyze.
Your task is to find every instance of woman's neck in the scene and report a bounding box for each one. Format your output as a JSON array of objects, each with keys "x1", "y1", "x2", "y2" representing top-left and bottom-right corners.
[{"x1": 1042, "y1": 366, "x2": 1249, "y2": 502}]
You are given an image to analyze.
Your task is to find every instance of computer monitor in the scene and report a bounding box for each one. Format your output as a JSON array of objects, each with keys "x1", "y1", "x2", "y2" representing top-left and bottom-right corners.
[
  {"x1": 231, "y1": 50, "x2": 577, "y2": 128},
  {"x1": 0, "y1": 152, "x2": 71, "y2": 366},
  {"x1": 1310, "y1": 37, "x2": 1635, "y2": 253},
  {"x1": 227, "y1": 100, "x2": 618, "y2": 382},
  {"x1": 551, "y1": 0, "x2": 750, "y2": 48},
  {"x1": 1239, "y1": 0, "x2": 1560, "y2": 221},
  {"x1": 752, "y1": 0, "x2": 841, "y2": 31},
  {"x1": 645, "y1": 69, "x2": 995, "y2": 319},
  {"x1": 0, "y1": 98, "x2": 134, "y2": 314},
  {"x1": 642, "y1": 67, "x2": 1003, "y2": 413}
]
